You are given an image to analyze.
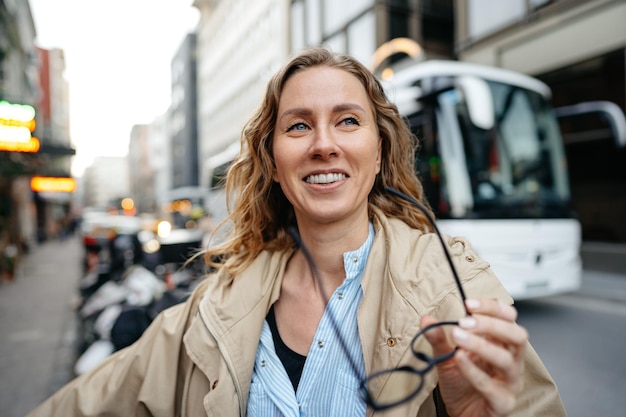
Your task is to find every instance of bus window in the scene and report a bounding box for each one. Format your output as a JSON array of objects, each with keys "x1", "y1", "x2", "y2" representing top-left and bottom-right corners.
[{"x1": 405, "y1": 81, "x2": 573, "y2": 220}]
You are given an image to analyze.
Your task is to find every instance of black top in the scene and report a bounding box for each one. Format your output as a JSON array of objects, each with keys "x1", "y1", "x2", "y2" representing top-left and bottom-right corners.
[{"x1": 266, "y1": 305, "x2": 307, "y2": 392}]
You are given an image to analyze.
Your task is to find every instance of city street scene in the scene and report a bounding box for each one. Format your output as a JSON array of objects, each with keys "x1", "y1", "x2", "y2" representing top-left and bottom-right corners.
[{"x1": 2, "y1": 1, "x2": 625, "y2": 417}]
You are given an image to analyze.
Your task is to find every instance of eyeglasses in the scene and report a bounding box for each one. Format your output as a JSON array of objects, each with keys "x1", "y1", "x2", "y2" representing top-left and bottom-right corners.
[{"x1": 288, "y1": 186, "x2": 470, "y2": 411}]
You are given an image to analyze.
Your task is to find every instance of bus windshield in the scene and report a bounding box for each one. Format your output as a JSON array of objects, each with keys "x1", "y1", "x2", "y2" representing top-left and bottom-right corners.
[{"x1": 433, "y1": 81, "x2": 572, "y2": 219}]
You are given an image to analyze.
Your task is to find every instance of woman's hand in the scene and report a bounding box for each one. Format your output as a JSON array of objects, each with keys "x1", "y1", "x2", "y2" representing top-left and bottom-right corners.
[{"x1": 421, "y1": 298, "x2": 528, "y2": 417}]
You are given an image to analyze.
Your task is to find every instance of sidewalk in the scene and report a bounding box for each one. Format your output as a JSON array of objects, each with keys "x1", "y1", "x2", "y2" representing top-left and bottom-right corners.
[{"x1": 0, "y1": 235, "x2": 82, "y2": 417}]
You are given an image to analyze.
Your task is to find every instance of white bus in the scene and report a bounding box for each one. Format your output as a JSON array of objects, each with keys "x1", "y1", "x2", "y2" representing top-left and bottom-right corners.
[{"x1": 382, "y1": 59, "x2": 626, "y2": 300}]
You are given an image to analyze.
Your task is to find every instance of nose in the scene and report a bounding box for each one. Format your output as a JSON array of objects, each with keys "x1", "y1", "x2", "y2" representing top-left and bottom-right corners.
[{"x1": 310, "y1": 126, "x2": 339, "y2": 159}]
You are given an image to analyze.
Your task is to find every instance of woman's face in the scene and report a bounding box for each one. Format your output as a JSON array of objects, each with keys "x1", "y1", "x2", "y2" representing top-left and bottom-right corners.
[{"x1": 272, "y1": 65, "x2": 381, "y2": 227}]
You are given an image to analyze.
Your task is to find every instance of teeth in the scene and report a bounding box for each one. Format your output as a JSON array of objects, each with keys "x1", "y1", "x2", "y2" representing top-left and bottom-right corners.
[{"x1": 305, "y1": 173, "x2": 346, "y2": 184}]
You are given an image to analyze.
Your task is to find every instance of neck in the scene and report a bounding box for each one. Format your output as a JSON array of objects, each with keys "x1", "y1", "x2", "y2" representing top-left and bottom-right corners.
[{"x1": 293, "y1": 216, "x2": 370, "y2": 296}]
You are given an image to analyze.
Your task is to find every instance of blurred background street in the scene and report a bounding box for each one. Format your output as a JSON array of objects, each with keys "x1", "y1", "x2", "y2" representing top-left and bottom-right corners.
[{"x1": 2, "y1": 0, "x2": 626, "y2": 416}]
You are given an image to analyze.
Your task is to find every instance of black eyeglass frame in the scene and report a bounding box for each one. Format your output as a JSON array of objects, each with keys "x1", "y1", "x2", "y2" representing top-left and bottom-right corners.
[{"x1": 287, "y1": 186, "x2": 471, "y2": 411}]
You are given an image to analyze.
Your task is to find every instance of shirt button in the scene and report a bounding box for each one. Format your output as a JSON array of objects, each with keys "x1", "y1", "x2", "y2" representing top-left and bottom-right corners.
[
  {"x1": 260, "y1": 360, "x2": 266, "y2": 367},
  {"x1": 337, "y1": 292, "x2": 343, "y2": 300},
  {"x1": 352, "y1": 256, "x2": 358, "y2": 263},
  {"x1": 317, "y1": 341, "x2": 324, "y2": 348}
]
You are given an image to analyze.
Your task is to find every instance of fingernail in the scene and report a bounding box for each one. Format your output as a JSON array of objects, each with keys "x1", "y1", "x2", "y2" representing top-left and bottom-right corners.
[
  {"x1": 465, "y1": 299, "x2": 481, "y2": 309},
  {"x1": 453, "y1": 327, "x2": 469, "y2": 342},
  {"x1": 459, "y1": 317, "x2": 477, "y2": 329}
]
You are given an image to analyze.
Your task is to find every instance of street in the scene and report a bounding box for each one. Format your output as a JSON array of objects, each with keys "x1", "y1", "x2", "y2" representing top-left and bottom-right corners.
[
  {"x1": 516, "y1": 281, "x2": 626, "y2": 417},
  {"x1": 1, "y1": 236, "x2": 625, "y2": 417}
]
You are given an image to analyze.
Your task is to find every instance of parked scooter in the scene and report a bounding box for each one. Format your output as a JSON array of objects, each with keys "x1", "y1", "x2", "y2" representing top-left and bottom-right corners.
[
  {"x1": 74, "y1": 265, "x2": 166, "y2": 375},
  {"x1": 73, "y1": 224, "x2": 206, "y2": 375}
]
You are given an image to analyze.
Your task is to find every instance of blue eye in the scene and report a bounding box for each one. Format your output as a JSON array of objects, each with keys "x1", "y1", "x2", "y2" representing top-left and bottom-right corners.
[
  {"x1": 287, "y1": 122, "x2": 308, "y2": 132},
  {"x1": 342, "y1": 117, "x2": 359, "y2": 126}
]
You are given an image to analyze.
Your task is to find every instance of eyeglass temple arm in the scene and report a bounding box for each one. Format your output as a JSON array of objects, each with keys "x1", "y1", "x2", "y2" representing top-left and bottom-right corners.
[
  {"x1": 287, "y1": 226, "x2": 365, "y2": 377},
  {"x1": 385, "y1": 187, "x2": 470, "y2": 314}
]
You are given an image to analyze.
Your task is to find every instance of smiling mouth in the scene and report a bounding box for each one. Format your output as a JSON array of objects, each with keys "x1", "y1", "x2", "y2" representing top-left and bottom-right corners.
[{"x1": 305, "y1": 173, "x2": 347, "y2": 184}]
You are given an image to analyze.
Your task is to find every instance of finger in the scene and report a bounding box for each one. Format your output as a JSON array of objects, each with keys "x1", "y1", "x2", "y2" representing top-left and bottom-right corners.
[
  {"x1": 464, "y1": 298, "x2": 528, "y2": 356},
  {"x1": 459, "y1": 315, "x2": 529, "y2": 352},
  {"x1": 452, "y1": 325, "x2": 525, "y2": 382},
  {"x1": 455, "y1": 349, "x2": 521, "y2": 414},
  {"x1": 465, "y1": 298, "x2": 518, "y2": 322},
  {"x1": 419, "y1": 315, "x2": 454, "y2": 356}
]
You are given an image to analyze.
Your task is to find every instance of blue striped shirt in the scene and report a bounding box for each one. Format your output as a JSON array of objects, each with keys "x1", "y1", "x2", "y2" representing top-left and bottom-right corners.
[{"x1": 246, "y1": 224, "x2": 374, "y2": 417}]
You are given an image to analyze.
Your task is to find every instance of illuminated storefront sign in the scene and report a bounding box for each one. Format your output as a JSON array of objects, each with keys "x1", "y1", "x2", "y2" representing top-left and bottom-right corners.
[
  {"x1": 30, "y1": 176, "x2": 77, "y2": 193},
  {"x1": 0, "y1": 136, "x2": 40, "y2": 152},
  {"x1": 0, "y1": 100, "x2": 36, "y2": 122},
  {"x1": 0, "y1": 100, "x2": 39, "y2": 152}
]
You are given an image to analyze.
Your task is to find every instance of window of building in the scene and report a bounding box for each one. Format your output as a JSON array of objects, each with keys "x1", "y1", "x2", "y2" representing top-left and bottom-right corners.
[
  {"x1": 324, "y1": 31, "x2": 347, "y2": 54},
  {"x1": 322, "y1": 0, "x2": 372, "y2": 37},
  {"x1": 347, "y1": 11, "x2": 376, "y2": 67},
  {"x1": 291, "y1": 1, "x2": 305, "y2": 52},
  {"x1": 306, "y1": 0, "x2": 322, "y2": 46},
  {"x1": 467, "y1": 0, "x2": 525, "y2": 39}
]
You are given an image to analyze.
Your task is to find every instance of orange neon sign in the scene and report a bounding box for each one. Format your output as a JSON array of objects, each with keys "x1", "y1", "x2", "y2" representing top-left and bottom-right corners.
[
  {"x1": 0, "y1": 117, "x2": 36, "y2": 131},
  {"x1": 30, "y1": 176, "x2": 77, "y2": 193},
  {"x1": 0, "y1": 136, "x2": 40, "y2": 152}
]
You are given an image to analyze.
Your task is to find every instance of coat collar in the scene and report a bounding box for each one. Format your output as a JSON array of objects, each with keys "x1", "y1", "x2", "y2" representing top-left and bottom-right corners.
[{"x1": 184, "y1": 249, "x2": 291, "y2": 412}]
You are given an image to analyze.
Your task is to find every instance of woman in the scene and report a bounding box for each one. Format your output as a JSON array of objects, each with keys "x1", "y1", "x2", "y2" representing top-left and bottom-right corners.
[{"x1": 27, "y1": 48, "x2": 567, "y2": 417}]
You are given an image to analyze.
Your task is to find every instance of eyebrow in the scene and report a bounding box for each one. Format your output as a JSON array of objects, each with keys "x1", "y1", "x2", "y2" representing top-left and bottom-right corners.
[{"x1": 277, "y1": 103, "x2": 367, "y2": 123}]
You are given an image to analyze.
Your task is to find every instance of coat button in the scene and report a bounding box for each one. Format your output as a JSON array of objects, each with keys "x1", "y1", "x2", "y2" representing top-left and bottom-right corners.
[
  {"x1": 465, "y1": 255, "x2": 475, "y2": 262},
  {"x1": 386, "y1": 337, "x2": 397, "y2": 347},
  {"x1": 212, "y1": 380, "x2": 219, "y2": 389}
]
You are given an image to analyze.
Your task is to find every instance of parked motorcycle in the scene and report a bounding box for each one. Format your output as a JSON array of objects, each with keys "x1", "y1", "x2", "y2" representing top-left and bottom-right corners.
[{"x1": 73, "y1": 225, "x2": 207, "y2": 375}]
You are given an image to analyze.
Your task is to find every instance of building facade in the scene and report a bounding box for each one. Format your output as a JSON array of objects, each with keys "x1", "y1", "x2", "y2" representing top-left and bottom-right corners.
[
  {"x1": 170, "y1": 33, "x2": 199, "y2": 189},
  {"x1": 191, "y1": 0, "x2": 455, "y2": 190},
  {"x1": 192, "y1": 0, "x2": 290, "y2": 188},
  {"x1": 1, "y1": 0, "x2": 76, "y2": 266},
  {"x1": 82, "y1": 156, "x2": 130, "y2": 210},
  {"x1": 33, "y1": 46, "x2": 75, "y2": 241},
  {"x1": 0, "y1": 0, "x2": 40, "y2": 258},
  {"x1": 289, "y1": 0, "x2": 455, "y2": 67},
  {"x1": 127, "y1": 124, "x2": 155, "y2": 214}
]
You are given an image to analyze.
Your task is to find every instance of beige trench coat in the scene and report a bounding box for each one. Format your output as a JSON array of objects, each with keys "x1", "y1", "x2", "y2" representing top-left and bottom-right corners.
[{"x1": 27, "y1": 210, "x2": 568, "y2": 417}]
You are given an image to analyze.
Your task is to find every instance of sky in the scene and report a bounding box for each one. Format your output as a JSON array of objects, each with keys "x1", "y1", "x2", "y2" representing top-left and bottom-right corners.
[{"x1": 29, "y1": 0, "x2": 199, "y2": 178}]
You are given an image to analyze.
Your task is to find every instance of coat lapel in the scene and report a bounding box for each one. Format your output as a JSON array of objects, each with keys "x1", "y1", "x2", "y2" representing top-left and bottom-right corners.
[{"x1": 184, "y1": 251, "x2": 288, "y2": 414}]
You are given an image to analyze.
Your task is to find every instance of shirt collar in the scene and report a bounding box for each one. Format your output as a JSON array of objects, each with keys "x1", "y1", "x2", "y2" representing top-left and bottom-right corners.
[{"x1": 342, "y1": 222, "x2": 375, "y2": 282}]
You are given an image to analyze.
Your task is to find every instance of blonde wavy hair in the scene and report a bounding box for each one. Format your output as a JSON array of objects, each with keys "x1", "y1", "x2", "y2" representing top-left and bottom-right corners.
[{"x1": 204, "y1": 47, "x2": 432, "y2": 275}]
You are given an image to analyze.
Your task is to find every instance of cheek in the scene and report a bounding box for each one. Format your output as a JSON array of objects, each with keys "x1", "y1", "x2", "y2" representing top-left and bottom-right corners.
[
  {"x1": 271, "y1": 138, "x2": 282, "y2": 182},
  {"x1": 272, "y1": 149, "x2": 290, "y2": 183}
]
